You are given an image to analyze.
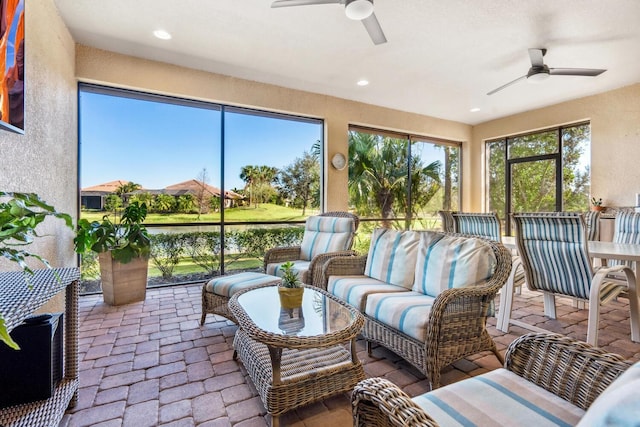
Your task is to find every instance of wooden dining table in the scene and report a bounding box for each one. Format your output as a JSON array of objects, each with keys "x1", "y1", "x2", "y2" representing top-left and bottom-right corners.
[{"x1": 498, "y1": 236, "x2": 640, "y2": 341}]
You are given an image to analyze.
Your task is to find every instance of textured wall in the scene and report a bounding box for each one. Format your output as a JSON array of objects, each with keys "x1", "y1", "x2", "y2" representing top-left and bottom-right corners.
[
  {"x1": 75, "y1": 45, "x2": 474, "y2": 211},
  {"x1": 0, "y1": 0, "x2": 77, "y2": 272},
  {"x1": 471, "y1": 83, "x2": 640, "y2": 210}
]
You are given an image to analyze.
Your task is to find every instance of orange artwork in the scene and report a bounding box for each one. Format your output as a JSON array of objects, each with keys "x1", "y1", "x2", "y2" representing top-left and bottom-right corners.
[{"x1": 0, "y1": 0, "x2": 24, "y2": 133}]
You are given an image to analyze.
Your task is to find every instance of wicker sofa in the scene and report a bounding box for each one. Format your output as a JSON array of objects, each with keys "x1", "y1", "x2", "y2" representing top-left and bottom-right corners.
[
  {"x1": 352, "y1": 332, "x2": 636, "y2": 427},
  {"x1": 320, "y1": 228, "x2": 512, "y2": 389}
]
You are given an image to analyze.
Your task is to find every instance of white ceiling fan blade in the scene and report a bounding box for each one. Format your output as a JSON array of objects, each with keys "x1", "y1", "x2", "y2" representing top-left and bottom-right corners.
[
  {"x1": 528, "y1": 48, "x2": 546, "y2": 67},
  {"x1": 487, "y1": 75, "x2": 527, "y2": 96},
  {"x1": 361, "y1": 12, "x2": 387, "y2": 45},
  {"x1": 549, "y1": 68, "x2": 606, "y2": 76},
  {"x1": 271, "y1": 0, "x2": 342, "y2": 8}
]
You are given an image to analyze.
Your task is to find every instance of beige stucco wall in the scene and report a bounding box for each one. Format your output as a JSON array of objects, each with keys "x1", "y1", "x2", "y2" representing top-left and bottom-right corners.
[
  {"x1": 0, "y1": 0, "x2": 77, "y2": 273},
  {"x1": 471, "y1": 83, "x2": 640, "y2": 211},
  {"x1": 75, "y1": 45, "x2": 473, "y2": 211}
]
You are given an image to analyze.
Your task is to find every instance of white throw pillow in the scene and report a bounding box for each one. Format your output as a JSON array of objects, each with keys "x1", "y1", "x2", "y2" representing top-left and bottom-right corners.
[{"x1": 576, "y1": 361, "x2": 640, "y2": 427}]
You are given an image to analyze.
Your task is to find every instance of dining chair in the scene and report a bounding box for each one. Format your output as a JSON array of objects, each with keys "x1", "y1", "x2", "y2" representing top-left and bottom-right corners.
[
  {"x1": 603, "y1": 210, "x2": 640, "y2": 298},
  {"x1": 264, "y1": 211, "x2": 359, "y2": 287},
  {"x1": 438, "y1": 211, "x2": 526, "y2": 321},
  {"x1": 584, "y1": 210, "x2": 601, "y2": 241},
  {"x1": 508, "y1": 212, "x2": 639, "y2": 345}
]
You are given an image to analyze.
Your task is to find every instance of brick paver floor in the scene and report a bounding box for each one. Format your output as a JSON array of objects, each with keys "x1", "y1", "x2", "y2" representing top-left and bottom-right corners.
[{"x1": 60, "y1": 283, "x2": 640, "y2": 426}]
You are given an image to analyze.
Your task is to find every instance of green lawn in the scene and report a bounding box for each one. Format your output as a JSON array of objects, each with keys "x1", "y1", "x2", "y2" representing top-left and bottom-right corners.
[{"x1": 81, "y1": 203, "x2": 319, "y2": 224}]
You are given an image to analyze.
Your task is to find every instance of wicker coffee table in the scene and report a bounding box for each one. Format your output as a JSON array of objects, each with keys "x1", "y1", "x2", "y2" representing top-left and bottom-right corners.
[{"x1": 229, "y1": 284, "x2": 364, "y2": 427}]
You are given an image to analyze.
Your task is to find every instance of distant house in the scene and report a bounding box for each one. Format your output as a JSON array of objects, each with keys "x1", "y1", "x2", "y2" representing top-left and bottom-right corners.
[
  {"x1": 81, "y1": 179, "x2": 244, "y2": 211},
  {"x1": 80, "y1": 180, "x2": 133, "y2": 210},
  {"x1": 164, "y1": 180, "x2": 244, "y2": 208}
]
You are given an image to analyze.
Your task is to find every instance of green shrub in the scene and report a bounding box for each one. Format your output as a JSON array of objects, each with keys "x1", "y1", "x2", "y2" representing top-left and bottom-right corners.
[{"x1": 150, "y1": 233, "x2": 186, "y2": 279}]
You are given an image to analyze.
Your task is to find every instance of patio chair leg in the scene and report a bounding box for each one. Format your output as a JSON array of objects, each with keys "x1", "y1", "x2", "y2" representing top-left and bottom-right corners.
[
  {"x1": 366, "y1": 340, "x2": 372, "y2": 356},
  {"x1": 543, "y1": 292, "x2": 557, "y2": 319},
  {"x1": 586, "y1": 299, "x2": 601, "y2": 346},
  {"x1": 497, "y1": 259, "x2": 519, "y2": 332}
]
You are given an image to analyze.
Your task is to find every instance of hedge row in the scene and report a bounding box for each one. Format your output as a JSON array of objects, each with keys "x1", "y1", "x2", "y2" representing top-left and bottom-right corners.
[{"x1": 80, "y1": 226, "x2": 305, "y2": 281}]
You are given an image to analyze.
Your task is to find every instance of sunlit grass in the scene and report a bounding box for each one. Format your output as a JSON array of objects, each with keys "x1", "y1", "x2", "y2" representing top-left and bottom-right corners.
[{"x1": 81, "y1": 203, "x2": 319, "y2": 224}]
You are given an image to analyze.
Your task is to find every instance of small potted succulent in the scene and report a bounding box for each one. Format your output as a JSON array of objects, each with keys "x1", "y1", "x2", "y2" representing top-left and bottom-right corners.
[
  {"x1": 277, "y1": 261, "x2": 304, "y2": 309},
  {"x1": 591, "y1": 197, "x2": 605, "y2": 212}
]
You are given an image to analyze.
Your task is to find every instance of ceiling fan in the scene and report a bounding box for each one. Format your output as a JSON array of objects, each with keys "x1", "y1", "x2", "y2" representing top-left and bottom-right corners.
[
  {"x1": 487, "y1": 48, "x2": 606, "y2": 95},
  {"x1": 271, "y1": 0, "x2": 387, "y2": 45}
]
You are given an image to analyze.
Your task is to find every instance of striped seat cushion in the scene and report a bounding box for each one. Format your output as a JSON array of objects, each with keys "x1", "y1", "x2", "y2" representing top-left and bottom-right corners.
[
  {"x1": 364, "y1": 292, "x2": 435, "y2": 341},
  {"x1": 413, "y1": 233, "x2": 496, "y2": 297},
  {"x1": 610, "y1": 210, "x2": 640, "y2": 268},
  {"x1": 414, "y1": 368, "x2": 585, "y2": 427},
  {"x1": 364, "y1": 228, "x2": 420, "y2": 289},
  {"x1": 517, "y1": 215, "x2": 593, "y2": 299},
  {"x1": 328, "y1": 275, "x2": 409, "y2": 311},
  {"x1": 266, "y1": 260, "x2": 310, "y2": 281},
  {"x1": 204, "y1": 272, "x2": 281, "y2": 297},
  {"x1": 299, "y1": 215, "x2": 354, "y2": 261},
  {"x1": 455, "y1": 213, "x2": 501, "y2": 241}
]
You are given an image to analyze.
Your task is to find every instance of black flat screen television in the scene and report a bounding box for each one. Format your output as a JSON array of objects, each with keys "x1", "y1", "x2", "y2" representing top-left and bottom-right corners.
[{"x1": 0, "y1": 0, "x2": 24, "y2": 134}]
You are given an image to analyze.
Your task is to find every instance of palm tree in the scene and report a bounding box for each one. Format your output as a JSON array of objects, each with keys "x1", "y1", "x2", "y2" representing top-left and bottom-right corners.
[
  {"x1": 348, "y1": 131, "x2": 441, "y2": 228},
  {"x1": 240, "y1": 165, "x2": 257, "y2": 207}
]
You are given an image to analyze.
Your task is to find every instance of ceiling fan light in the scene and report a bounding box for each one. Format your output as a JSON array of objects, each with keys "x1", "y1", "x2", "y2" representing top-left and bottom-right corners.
[
  {"x1": 527, "y1": 72, "x2": 550, "y2": 83},
  {"x1": 345, "y1": 0, "x2": 373, "y2": 20}
]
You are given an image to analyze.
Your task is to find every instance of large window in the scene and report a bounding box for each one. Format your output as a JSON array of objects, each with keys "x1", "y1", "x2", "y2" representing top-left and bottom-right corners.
[
  {"x1": 348, "y1": 126, "x2": 460, "y2": 247},
  {"x1": 79, "y1": 84, "x2": 322, "y2": 292},
  {"x1": 486, "y1": 122, "x2": 591, "y2": 234}
]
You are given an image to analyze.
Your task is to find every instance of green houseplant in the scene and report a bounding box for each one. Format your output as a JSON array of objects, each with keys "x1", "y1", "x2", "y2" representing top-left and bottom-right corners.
[
  {"x1": 0, "y1": 192, "x2": 73, "y2": 349},
  {"x1": 74, "y1": 201, "x2": 151, "y2": 305},
  {"x1": 278, "y1": 261, "x2": 304, "y2": 309},
  {"x1": 591, "y1": 197, "x2": 605, "y2": 212}
]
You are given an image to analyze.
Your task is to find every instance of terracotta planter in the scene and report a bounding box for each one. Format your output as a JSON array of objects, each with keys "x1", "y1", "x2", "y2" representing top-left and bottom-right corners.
[
  {"x1": 98, "y1": 252, "x2": 149, "y2": 305},
  {"x1": 591, "y1": 205, "x2": 605, "y2": 212},
  {"x1": 278, "y1": 287, "x2": 304, "y2": 309}
]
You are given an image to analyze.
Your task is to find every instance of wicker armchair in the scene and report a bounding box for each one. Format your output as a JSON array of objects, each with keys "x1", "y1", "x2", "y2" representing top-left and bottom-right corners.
[
  {"x1": 321, "y1": 232, "x2": 512, "y2": 389},
  {"x1": 352, "y1": 332, "x2": 632, "y2": 427},
  {"x1": 263, "y1": 211, "x2": 359, "y2": 287}
]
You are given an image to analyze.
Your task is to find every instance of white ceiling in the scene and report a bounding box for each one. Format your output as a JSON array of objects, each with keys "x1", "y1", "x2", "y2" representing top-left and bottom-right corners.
[{"x1": 53, "y1": 0, "x2": 640, "y2": 125}]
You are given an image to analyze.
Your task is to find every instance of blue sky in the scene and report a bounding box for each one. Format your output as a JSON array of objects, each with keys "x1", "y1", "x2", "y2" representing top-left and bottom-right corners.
[{"x1": 80, "y1": 91, "x2": 322, "y2": 191}]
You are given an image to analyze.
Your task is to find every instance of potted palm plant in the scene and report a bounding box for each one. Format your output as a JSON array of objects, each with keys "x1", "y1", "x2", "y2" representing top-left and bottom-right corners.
[
  {"x1": 74, "y1": 202, "x2": 150, "y2": 305},
  {"x1": 278, "y1": 261, "x2": 304, "y2": 309},
  {"x1": 0, "y1": 192, "x2": 73, "y2": 349}
]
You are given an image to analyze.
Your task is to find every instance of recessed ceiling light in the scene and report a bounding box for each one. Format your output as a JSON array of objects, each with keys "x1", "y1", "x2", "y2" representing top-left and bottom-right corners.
[
  {"x1": 153, "y1": 29, "x2": 172, "y2": 40},
  {"x1": 470, "y1": 107, "x2": 481, "y2": 112},
  {"x1": 357, "y1": 79, "x2": 369, "y2": 86}
]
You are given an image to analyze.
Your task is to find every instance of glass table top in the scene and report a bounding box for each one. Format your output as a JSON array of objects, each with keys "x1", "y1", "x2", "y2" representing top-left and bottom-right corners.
[{"x1": 236, "y1": 286, "x2": 356, "y2": 337}]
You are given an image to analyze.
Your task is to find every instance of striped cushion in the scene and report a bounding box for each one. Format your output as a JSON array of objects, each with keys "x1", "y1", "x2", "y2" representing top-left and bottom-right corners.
[
  {"x1": 584, "y1": 210, "x2": 601, "y2": 241},
  {"x1": 577, "y1": 362, "x2": 640, "y2": 426},
  {"x1": 299, "y1": 216, "x2": 354, "y2": 261},
  {"x1": 364, "y1": 292, "x2": 435, "y2": 341},
  {"x1": 413, "y1": 233, "x2": 496, "y2": 297},
  {"x1": 516, "y1": 215, "x2": 593, "y2": 299},
  {"x1": 204, "y1": 272, "x2": 280, "y2": 297},
  {"x1": 266, "y1": 260, "x2": 310, "y2": 281},
  {"x1": 610, "y1": 211, "x2": 640, "y2": 268},
  {"x1": 328, "y1": 275, "x2": 409, "y2": 311},
  {"x1": 365, "y1": 228, "x2": 420, "y2": 289},
  {"x1": 455, "y1": 213, "x2": 501, "y2": 241},
  {"x1": 414, "y1": 368, "x2": 585, "y2": 427}
]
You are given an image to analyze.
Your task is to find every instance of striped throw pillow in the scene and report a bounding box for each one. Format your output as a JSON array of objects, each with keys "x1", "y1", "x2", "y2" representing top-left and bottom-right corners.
[
  {"x1": 412, "y1": 233, "x2": 496, "y2": 297},
  {"x1": 299, "y1": 216, "x2": 354, "y2": 261},
  {"x1": 364, "y1": 228, "x2": 420, "y2": 289}
]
